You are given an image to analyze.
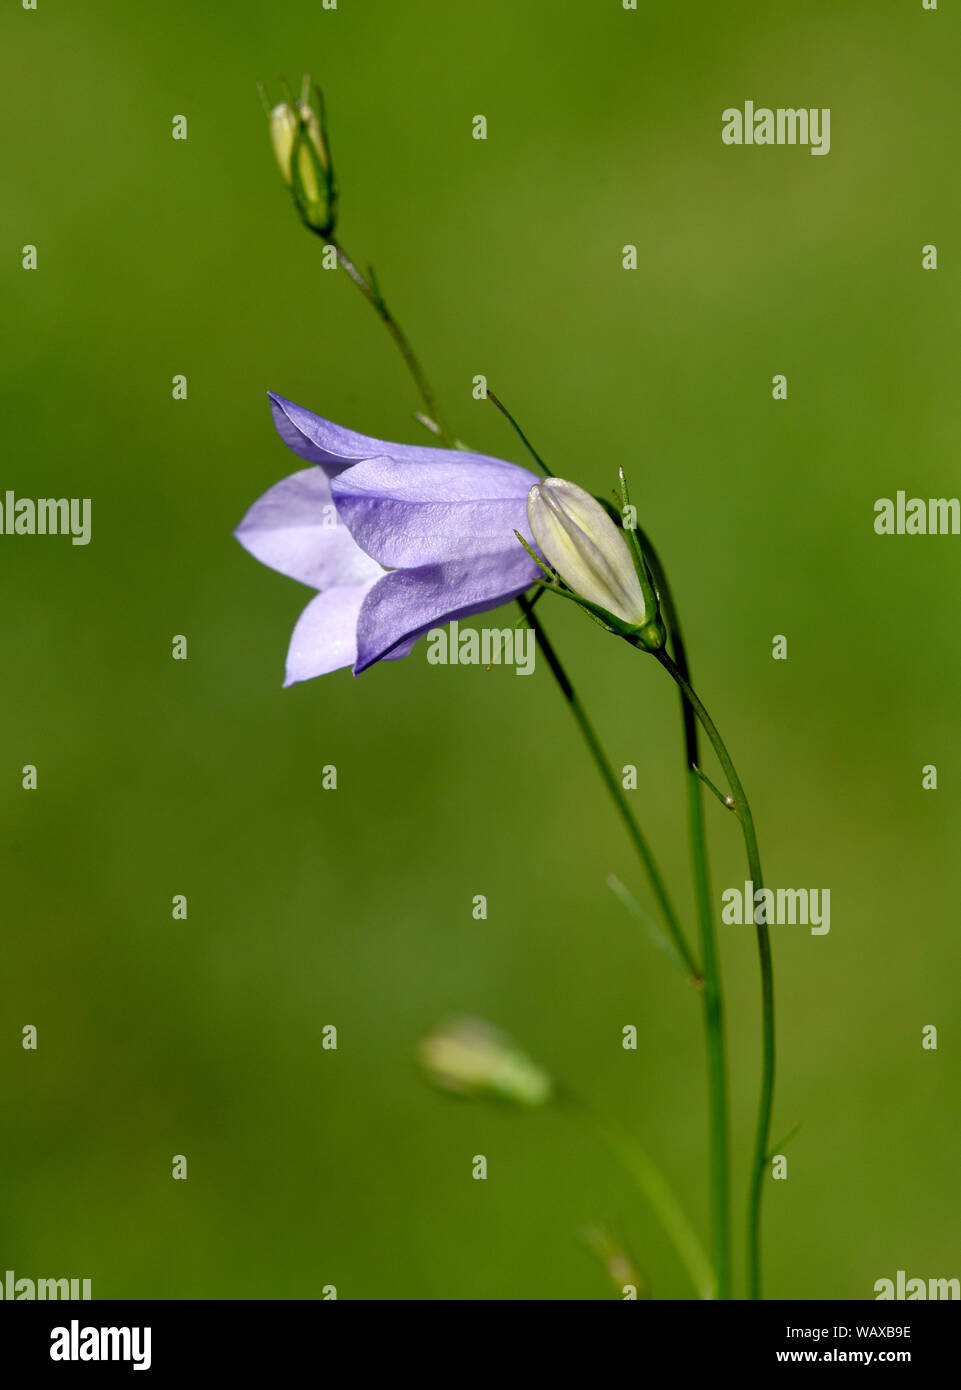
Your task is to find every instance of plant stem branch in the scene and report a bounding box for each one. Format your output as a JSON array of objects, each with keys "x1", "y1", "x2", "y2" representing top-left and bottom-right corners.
[
  {"x1": 692, "y1": 765, "x2": 735, "y2": 813},
  {"x1": 638, "y1": 535, "x2": 730, "y2": 1300},
  {"x1": 323, "y1": 235, "x2": 457, "y2": 448},
  {"x1": 653, "y1": 648, "x2": 775, "y2": 1301},
  {"x1": 574, "y1": 1100, "x2": 715, "y2": 1300},
  {"x1": 519, "y1": 595, "x2": 700, "y2": 984}
]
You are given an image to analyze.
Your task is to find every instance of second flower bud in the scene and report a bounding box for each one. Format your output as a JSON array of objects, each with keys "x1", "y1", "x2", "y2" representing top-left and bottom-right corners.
[{"x1": 526, "y1": 477, "x2": 664, "y2": 648}]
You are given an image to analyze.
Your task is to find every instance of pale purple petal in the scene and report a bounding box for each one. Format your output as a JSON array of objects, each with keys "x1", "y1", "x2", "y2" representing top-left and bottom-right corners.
[
  {"x1": 354, "y1": 549, "x2": 539, "y2": 674},
  {"x1": 243, "y1": 398, "x2": 546, "y2": 684},
  {"x1": 330, "y1": 456, "x2": 540, "y2": 566},
  {"x1": 269, "y1": 393, "x2": 535, "y2": 480},
  {"x1": 235, "y1": 467, "x2": 382, "y2": 590},
  {"x1": 383, "y1": 635, "x2": 419, "y2": 663},
  {"x1": 284, "y1": 583, "x2": 377, "y2": 685}
]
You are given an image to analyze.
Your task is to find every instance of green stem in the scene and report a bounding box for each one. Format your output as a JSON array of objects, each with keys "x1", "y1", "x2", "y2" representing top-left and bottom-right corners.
[
  {"x1": 692, "y1": 765, "x2": 735, "y2": 813},
  {"x1": 324, "y1": 236, "x2": 457, "y2": 448},
  {"x1": 653, "y1": 649, "x2": 775, "y2": 1301},
  {"x1": 519, "y1": 595, "x2": 700, "y2": 984},
  {"x1": 574, "y1": 1099, "x2": 715, "y2": 1300},
  {"x1": 640, "y1": 535, "x2": 730, "y2": 1300}
]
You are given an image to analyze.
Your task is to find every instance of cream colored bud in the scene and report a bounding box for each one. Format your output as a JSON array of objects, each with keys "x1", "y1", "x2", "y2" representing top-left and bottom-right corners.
[
  {"x1": 527, "y1": 478, "x2": 649, "y2": 627},
  {"x1": 269, "y1": 100, "x2": 328, "y2": 204},
  {"x1": 417, "y1": 1018, "x2": 552, "y2": 1106}
]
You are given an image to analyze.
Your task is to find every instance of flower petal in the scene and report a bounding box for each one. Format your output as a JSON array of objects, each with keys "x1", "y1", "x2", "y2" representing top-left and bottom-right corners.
[
  {"x1": 269, "y1": 393, "x2": 537, "y2": 482},
  {"x1": 353, "y1": 549, "x2": 539, "y2": 674},
  {"x1": 330, "y1": 456, "x2": 540, "y2": 566},
  {"x1": 235, "y1": 467, "x2": 383, "y2": 590},
  {"x1": 284, "y1": 583, "x2": 375, "y2": 685}
]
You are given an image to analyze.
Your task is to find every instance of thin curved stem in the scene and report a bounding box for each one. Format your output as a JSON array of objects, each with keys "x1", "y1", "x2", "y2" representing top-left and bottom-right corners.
[
  {"x1": 520, "y1": 595, "x2": 700, "y2": 984},
  {"x1": 653, "y1": 649, "x2": 775, "y2": 1301},
  {"x1": 570, "y1": 1097, "x2": 715, "y2": 1300},
  {"x1": 323, "y1": 235, "x2": 457, "y2": 448},
  {"x1": 640, "y1": 534, "x2": 730, "y2": 1300}
]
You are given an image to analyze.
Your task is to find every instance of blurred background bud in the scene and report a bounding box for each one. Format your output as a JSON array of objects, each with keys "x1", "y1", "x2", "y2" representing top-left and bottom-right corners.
[
  {"x1": 583, "y1": 1226, "x2": 649, "y2": 1299},
  {"x1": 417, "y1": 1017, "x2": 552, "y2": 1106}
]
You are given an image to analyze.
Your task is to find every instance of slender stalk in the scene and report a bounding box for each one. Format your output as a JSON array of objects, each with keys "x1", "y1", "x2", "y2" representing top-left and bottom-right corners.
[
  {"x1": 520, "y1": 595, "x2": 700, "y2": 984},
  {"x1": 572, "y1": 1098, "x2": 714, "y2": 1300},
  {"x1": 692, "y1": 765, "x2": 736, "y2": 813},
  {"x1": 323, "y1": 236, "x2": 457, "y2": 448},
  {"x1": 640, "y1": 534, "x2": 730, "y2": 1300},
  {"x1": 487, "y1": 391, "x2": 552, "y2": 476},
  {"x1": 653, "y1": 649, "x2": 775, "y2": 1301}
]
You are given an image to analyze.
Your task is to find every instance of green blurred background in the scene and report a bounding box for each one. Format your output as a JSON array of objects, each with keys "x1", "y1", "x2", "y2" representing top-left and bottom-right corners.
[{"x1": 3, "y1": 0, "x2": 959, "y2": 1299}]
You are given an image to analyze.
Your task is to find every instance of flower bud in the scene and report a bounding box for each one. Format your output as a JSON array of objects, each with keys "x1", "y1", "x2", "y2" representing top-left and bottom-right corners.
[
  {"x1": 268, "y1": 94, "x2": 334, "y2": 235},
  {"x1": 584, "y1": 1226, "x2": 647, "y2": 1298},
  {"x1": 417, "y1": 1017, "x2": 552, "y2": 1107},
  {"x1": 527, "y1": 478, "x2": 656, "y2": 635}
]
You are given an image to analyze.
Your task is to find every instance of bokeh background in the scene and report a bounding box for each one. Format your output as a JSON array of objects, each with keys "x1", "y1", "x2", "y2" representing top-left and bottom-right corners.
[{"x1": 3, "y1": 0, "x2": 959, "y2": 1300}]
